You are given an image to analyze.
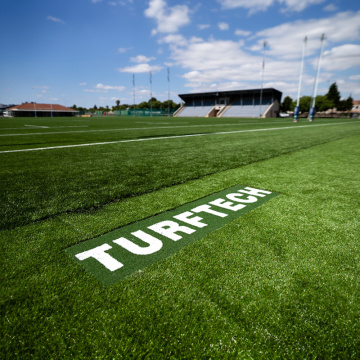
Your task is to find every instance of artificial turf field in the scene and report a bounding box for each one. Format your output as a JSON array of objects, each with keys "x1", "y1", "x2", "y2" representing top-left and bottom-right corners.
[{"x1": 1, "y1": 116, "x2": 359, "y2": 359}]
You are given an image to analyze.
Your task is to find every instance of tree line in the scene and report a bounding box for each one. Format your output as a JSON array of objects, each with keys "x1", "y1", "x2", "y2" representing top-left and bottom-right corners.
[
  {"x1": 281, "y1": 83, "x2": 353, "y2": 113},
  {"x1": 71, "y1": 98, "x2": 180, "y2": 113}
]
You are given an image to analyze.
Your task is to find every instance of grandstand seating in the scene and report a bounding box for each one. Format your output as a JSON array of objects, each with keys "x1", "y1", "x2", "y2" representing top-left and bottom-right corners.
[
  {"x1": 221, "y1": 105, "x2": 265, "y2": 118},
  {"x1": 177, "y1": 105, "x2": 213, "y2": 117}
]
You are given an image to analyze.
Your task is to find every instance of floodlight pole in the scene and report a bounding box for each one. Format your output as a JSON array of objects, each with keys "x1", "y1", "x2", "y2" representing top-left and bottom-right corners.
[
  {"x1": 259, "y1": 41, "x2": 267, "y2": 118},
  {"x1": 309, "y1": 33, "x2": 326, "y2": 122},
  {"x1": 294, "y1": 36, "x2": 307, "y2": 122},
  {"x1": 167, "y1": 68, "x2": 170, "y2": 117},
  {"x1": 133, "y1": 74, "x2": 136, "y2": 117},
  {"x1": 150, "y1": 71, "x2": 153, "y2": 117}
]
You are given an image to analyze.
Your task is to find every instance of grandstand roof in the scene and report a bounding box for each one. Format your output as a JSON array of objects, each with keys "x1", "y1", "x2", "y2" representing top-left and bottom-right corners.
[
  {"x1": 8, "y1": 103, "x2": 77, "y2": 112},
  {"x1": 178, "y1": 88, "x2": 282, "y2": 101}
]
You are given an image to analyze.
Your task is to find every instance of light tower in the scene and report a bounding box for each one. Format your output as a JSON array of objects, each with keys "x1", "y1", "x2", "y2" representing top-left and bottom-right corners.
[
  {"x1": 308, "y1": 34, "x2": 326, "y2": 122},
  {"x1": 150, "y1": 71, "x2": 153, "y2": 117},
  {"x1": 133, "y1": 74, "x2": 136, "y2": 117},
  {"x1": 294, "y1": 36, "x2": 307, "y2": 123},
  {"x1": 259, "y1": 40, "x2": 268, "y2": 118}
]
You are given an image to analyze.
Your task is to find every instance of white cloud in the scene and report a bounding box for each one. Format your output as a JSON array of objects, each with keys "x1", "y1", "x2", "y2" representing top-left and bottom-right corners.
[
  {"x1": 47, "y1": 16, "x2": 65, "y2": 24},
  {"x1": 252, "y1": 11, "x2": 360, "y2": 60},
  {"x1": 95, "y1": 84, "x2": 125, "y2": 91},
  {"x1": 84, "y1": 84, "x2": 125, "y2": 92},
  {"x1": 322, "y1": 44, "x2": 360, "y2": 71},
  {"x1": 219, "y1": 0, "x2": 273, "y2": 13},
  {"x1": 235, "y1": 29, "x2": 251, "y2": 36},
  {"x1": 159, "y1": 34, "x2": 188, "y2": 47},
  {"x1": 144, "y1": 0, "x2": 190, "y2": 35},
  {"x1": 33, "y1": 86, "x2": 50, "y2": 90},
  {"x1": 279, "y1": 0, "x2": 325, "y2": 13},
  {"x1": 118, "y1": 47, "x2": 132, "y2": 53},
  {"x1": 198, "y1": 24, "x2": 210, "y2": 30},
  {"x1": 158, "y1": 10, "x2": 359, "y2": 99},
  {"x1": 118, "y1": 63, "x2": 163, "y2": 73},
  {"x1": 79, "y1": 82, "x2": 87, "y2": 86},
  {"x1": 323, "y1": 3, "x2": 338, "y2": 12},
  {"x1": 130, "y1": 55, "x2": 155, "y2": 63},
  {"x1": 218, "y1": 0, "x2": 325, "y2": 14},
  {"x1": 218, "y1": 22, "x2": 229, "y2": 31},
  {"x1": 109, "y1": 1, "x2": 133, "y2": 6},
  {"x1": 91, "y1": 0, "x2": 103, "y2": 3},
  {"x1": 349, "y1": 75, "x2": 360, "y2": 81}
]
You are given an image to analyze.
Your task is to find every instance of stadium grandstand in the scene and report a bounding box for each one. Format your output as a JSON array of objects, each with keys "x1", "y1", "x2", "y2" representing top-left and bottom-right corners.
[
  {"x1": 175, "y1": 88, "x2": 282, "y2": 118},
  {"x1": 6, "y1": 103, "x2": 78, "y2": 117}
]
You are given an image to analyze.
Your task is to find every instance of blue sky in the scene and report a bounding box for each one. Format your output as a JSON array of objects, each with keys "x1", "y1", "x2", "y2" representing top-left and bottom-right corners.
[{"x1": 1, "y1": 0, "x2": 359, "y2": 108}]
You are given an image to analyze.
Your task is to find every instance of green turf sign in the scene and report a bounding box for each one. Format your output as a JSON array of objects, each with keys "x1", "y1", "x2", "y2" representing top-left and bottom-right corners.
[{"x1": 66, "y1": 186, "x2": 279, "y2": 285}]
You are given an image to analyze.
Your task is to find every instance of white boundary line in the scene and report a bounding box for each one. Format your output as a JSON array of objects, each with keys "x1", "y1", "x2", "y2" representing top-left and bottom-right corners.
[
  {"x1": 0, "y1": 125, "x2": 89, "y2": 133},
  {"x1": 0, "y1": 121, "x2": 357, "y2": 154},
  {"x1": 0, "y1": 121, "x2": 296, "y2": 137}
]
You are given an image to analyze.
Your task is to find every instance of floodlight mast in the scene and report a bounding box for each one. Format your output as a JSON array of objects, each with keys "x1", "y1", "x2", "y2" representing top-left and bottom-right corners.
[
  {"x1": 259, "y1": 40, "x2": 267, "y2": 118},
  {"x1": 133, "y1": 74, "x2": 136, "y2": 117},
  {"x1": 150, "y1": 71, "x2": 153, "y2": 117},
  {"x1": 294, "y1": 36, "x2": 307, "y2": 123},
  {"x1": 309, "y1": 33, "x2": 326, "y2": 122},
  {"x1": 167, "y1": 68, "x2": 170, "y2": 117}
]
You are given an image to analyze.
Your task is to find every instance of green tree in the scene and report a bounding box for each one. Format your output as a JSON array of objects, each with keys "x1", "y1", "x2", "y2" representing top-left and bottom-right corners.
[
  {"x1": 162, "y1": 100, "x2": 180, "y2": 110},
  {"x1": 337, "y1": 95, "x2": 353, "y2": 111},
  {"x1": 326, "y1": 82, "x2": 341, "y2": 108},
  {"x1": 148, "y1": 97, "x2": 162, "y2": 109},
  {"x1": 315, "y1": 95, "x2": 334, "y2": 112},
  {"x1": 137, "y1": 101, "x2": 148, "y2": 109},
  {"x1": 281, "y1": 96, "x2": 293, "y2": 112}
]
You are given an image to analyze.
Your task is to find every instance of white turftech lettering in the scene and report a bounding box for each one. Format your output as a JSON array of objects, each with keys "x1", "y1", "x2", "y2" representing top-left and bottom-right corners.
[
  {"x1": 238, "y1": 187, "x2": 272, "y2": 197},
  {"x1": 148, "y1": 220, "x2": 196, "y2": 241},
  {"x1": 113, "y1": 230, "x2": 163, "y2": 255},
  {"x1": 173, "y1": 211, "x2": 208, "y2": 228},
  {"x1": 75, "y1": 244, "x2": 123, "y2": 271},
  {"x1": 226, "y1": 194, "x2": 258, "y2": 203},
  {"x1": 210, "y1": 198, "x2": 246, "y2": 211},
  {"x1": 192, "y1": 205, "x2": 228, "y2": 218}
]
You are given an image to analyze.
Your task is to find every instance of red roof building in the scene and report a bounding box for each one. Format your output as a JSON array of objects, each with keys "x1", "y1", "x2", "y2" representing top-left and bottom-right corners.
[{"x1": 7, "y1": 103, "x2": 78, "y2": 117}]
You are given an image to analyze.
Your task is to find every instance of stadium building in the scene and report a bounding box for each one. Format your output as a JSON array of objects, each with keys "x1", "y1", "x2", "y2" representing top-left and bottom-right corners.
[
  {"x1": 175, "y1": 88, "x2": 282, "y2": 118},
  {"x1": 6, "y1": 103, "x2": 78, "y2": 117}
]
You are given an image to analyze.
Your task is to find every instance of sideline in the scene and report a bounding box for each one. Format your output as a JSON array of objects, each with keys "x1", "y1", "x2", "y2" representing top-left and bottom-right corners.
[
  {"x1": 0, "y1": 121, "x2": 357, "y2": 154},
  {"x1": 0, "y1": 121, "x2": 302, "y2": 137}
]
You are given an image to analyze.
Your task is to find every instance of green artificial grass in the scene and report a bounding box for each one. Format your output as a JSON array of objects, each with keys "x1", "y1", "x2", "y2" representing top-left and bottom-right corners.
[
  {"x1": 1, "y1": 117, "x2": 359, "y2": 230},
  {"x1": 1, "y1": 117, "x2": 359, "y2": 359}
]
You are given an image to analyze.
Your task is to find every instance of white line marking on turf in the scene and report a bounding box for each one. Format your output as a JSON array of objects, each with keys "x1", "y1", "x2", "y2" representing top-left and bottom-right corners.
[
  {"x1": 0, "y1": 123, "x2": 240, "y2": 136},
  {"x1": 0, "y1": 121, "x2": 345, "y2": 137},
  {"x1": 0, "y1": 125, "x2": 88, "y2": 131},
  {"x1": 0, "y1": 122, "x2": 357, "y2": 154},
  {"x1": 24, "y1": 125, "x2": 50, "y2": 128}
]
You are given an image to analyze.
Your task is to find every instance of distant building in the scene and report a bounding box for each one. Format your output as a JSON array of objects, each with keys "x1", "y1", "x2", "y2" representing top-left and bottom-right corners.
[
  {"x1": 0, "y1": 103, "x2": 16, "y2": 116},
  {"x1": 6, "y1": 103, "x2": 78, "y2": 117},
  {"x1": 175, "y1": 88, "x2": 282, "y2": 118},
  {"x1": 352, "y1": 100, "x2": 360, "y2": 118}
]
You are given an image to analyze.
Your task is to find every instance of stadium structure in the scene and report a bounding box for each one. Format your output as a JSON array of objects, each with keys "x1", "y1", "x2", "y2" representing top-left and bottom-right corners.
[
  {"x1": 175, "y1": 88, "x2": 282, "y2": 118},
  {"x1": 6, "y1": 103, "x2": 78, "y2": 117}
]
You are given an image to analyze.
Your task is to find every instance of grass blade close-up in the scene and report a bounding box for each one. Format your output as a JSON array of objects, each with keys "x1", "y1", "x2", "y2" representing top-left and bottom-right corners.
[{"x1": 1, "y1": 116, "x2": 360, "y2": 359}]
